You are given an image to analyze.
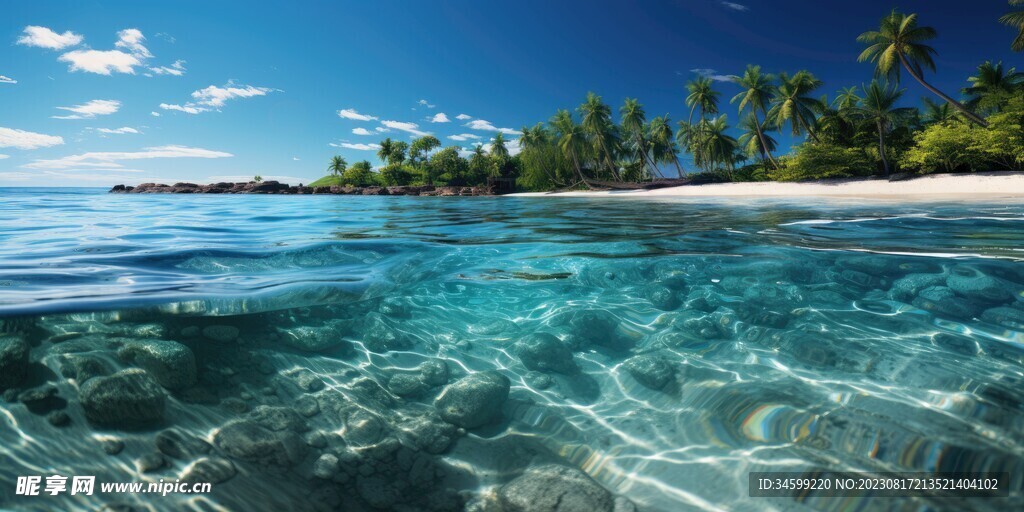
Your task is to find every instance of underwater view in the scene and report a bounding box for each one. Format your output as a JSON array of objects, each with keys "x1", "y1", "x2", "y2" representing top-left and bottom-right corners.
[{"x1": 1, "y1": 188, "x2": 1022, "y2": 511}]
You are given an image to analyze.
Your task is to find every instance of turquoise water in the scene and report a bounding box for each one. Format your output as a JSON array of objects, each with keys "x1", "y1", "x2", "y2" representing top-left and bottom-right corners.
[{"x1": 1, "y1": 187, "x2": 1023, "y2": 511}]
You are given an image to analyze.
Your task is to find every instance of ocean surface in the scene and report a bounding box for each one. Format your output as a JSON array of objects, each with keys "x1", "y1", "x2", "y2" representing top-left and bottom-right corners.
[{"x1": 1, "y1": 187, "x2": 1023, "y2": 511}]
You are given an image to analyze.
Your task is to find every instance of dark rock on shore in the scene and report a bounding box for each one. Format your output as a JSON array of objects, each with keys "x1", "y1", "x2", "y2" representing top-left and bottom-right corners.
[{"x1": 110, "y1": 181, "x2": 497, "y2": 196}]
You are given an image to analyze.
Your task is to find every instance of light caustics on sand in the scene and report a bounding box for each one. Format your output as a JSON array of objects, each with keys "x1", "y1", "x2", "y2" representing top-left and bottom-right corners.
[{"x1": 0, "y1": 188, "x2": 1022, "y2": 511}]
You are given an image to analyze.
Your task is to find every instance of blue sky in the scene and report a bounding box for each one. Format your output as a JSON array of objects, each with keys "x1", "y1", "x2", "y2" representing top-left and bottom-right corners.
[{"x1": 1, "y1": 0, "x2": 1018, "y2": 186}]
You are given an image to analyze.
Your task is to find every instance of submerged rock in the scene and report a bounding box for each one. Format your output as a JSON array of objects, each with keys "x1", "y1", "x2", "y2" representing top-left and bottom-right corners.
[
  {"x1": 117, "y1": 339, "x2": 197, "y2": 390},
  {"x1": 646, "y1": 285, "x2": 681, "y2": 311},
  {"x1": 155, "y1": 429, "x2": 212, "y2": 460},
  {"x1": 202, "y1": 325, "x2": 240, "y2": 343},
  {"x1": 498, "y1": 464, "x2": 616, "y2": 512},
  {"x1": 981, "y1": 306, "x2": 1024, "y2": 329},
  {"x1": 181, "y1": 457, "x2": 236, "y2": 484},
  {"x1": 279, "y1": 321, "x2": 350, "y2": 352},
  {"x1": 912, "y1": 286, "x2": 982, "y2": 319},
  {"x1": 251, "y1": 405, "x2": 309, "y2": 433},
  {"x1": 395, "y1": 411, "x2": 458, "y2": 454},
  {"x1": 890, "y1": 273, "x2": 947, "y2": 302},
  {"x1": 516, "y1": 333, "x2": 577, "y2": 374},
  {"x1": 435, "y1": 371, "x2": 510, "y2": 428},
  {"x1": 214, "y1": 420, "x2": 306, "y2": 466},
  {"x1": 80, "y1": 369, "x2": 166, "y2": 429},
  {"x1": 623, "y1": 355, "x2": 674, "y2": 390},
  {"x1": 0, "y1": 336, "x2": 29, "y2": 390},
  {"x1": 947, "y1": 265, "x2": 1014, "y2": 303},
  {"x1": 58, "y1": 354, "x2": 111, "y2": 383}
]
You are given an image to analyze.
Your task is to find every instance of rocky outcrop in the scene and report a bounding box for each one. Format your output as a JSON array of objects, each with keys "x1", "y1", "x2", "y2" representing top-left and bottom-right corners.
[{"x1": 110, "y1": 181, "x2": 496, "y2": 196}]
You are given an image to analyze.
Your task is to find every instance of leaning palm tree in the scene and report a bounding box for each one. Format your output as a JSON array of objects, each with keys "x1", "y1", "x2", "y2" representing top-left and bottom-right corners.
[
  {"x1": 686, "y1": 76, "x2": 721, "y2": 126},
  {"x1": 377, "y1": 138, "x2": 394, "y2": 165},
  {"x1": 578, "y1": 92, "x2": 621, "y2": 180},
  {"x1": 857, "y1": 10, "x2": 988, "y2": 127},
  {"x1": 921, "y1": 97, "x2": 959, "y2": 124},
  {"x1": 1002, "y1": 0, "x2": 1024, "y2": 51},
  {"x1": 520, "y1": 123, "x2": 566, "y2": 186},
  {"x1": 327, "y1": 155, "x2": 347, "y2": 176},
  {"x1": 854, "y1": 80, "x2": 918, "y2": 177},
  {"x1": 550, "y1": 109, "x2": 590, "y2": 185},
  {"x1": 962, "y1": 61, "x2": 1024, "y2": 114},
  {"x1": 737, "y1": 113, "x2": 777, "y2": 163},
  {"x1": 766, "y1": 70, "x2": 824, "y2": 142},
  {"x1": 649, "y1": 115, "x2": 686, "y2": 177},
  {"x1": 731, "y1": 65, "x2": 779, "y2": 168},
  {"x1": 619, "y1": 98, "x2": 662, "y2": 179}
]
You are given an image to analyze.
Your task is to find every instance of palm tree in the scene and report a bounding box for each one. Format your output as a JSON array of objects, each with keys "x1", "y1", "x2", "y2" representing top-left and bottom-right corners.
[
  {"x1": 520, "y1": 123, "x2": 566, "y2": 186},
  {"x1": 579, "y1": 92, "x2": 621, "y2": 180},
  {"x1": 854, "y1": 80, "x2": 917, "y2": 177},
  {"x1": 701, "y1": 115, "x2": 740, "y2": 179},
  {"x1": 737, "y1": 113, "x2": 777, "y2": 163},
  {"x1": 327, "y1": 155, "x2": 347, "y2": 177},
  {"x1": 731, "y1": 65, "x2": 779, "y2": 168},
  {"x1": 857, "y1": 10, "x2": 988, "y2": 127},
  {"x1": 619, "y1": 98, "x2": 662, "y2": 179},
  {"x1": 767, "y1": 71, "x2": 824, "y2": 142},
  {"x1": 962, "y1": 61, "x2": 1024, "y2": 114},
  {"x1": 649, "y1": 115, "x2": 686, "y2": 177},
  {"x1": 1002, "y1": 0, "x2": 1024, "y2": 51},
  {"x1": 816, "y1": 88, "x2": 861, "y2": 144},
  {"x1": 377, "y1": 138, "x2": 394, "y2": 165},
  {"x1": 686, "y1": 76, "x2": 720, "y2": 126},
  {"x1": 491, "y1": 132, "x2": 510, "y2": 162},
  {"x1": 550, "y1": 109, "x2": 590, "y2": 185},
  {"x1": 389, "y1": 141, "x2": 409, "y2": 165},
  {"x1": 921, "y1": 97, "x2": 958, "y2": 124}
]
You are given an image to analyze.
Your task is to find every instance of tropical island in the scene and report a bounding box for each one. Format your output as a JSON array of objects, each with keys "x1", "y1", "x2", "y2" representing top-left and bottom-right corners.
[{"x1": 112, "y1": 6, "x2": 1024, "y2": 197}]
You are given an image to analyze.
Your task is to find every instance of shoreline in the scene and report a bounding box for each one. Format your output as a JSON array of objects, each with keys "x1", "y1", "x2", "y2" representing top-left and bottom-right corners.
[{"x1": 509, "y1": 172, "x2": 1024, "y2": 199}]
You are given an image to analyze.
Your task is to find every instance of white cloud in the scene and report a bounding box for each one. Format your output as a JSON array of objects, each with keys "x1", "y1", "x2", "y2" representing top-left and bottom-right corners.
[
  {"x1": 329, "y1": 142, "x2": 381, "y2": 151},
  {"x1": 337, "y1": 108, "x2": 378, "y2": 121},
  {"x1": 53, "y1": 99, "x2": 121, "y2": 120},
  {"x1": 150, "y1": 111, "x2": 161, "y2": 117},
  {"x1": 720, "y1": 1, "x2": 748, "y2": 12},
  {"x1": 59, "y1": 49, "x2": 142, "y2": 75},
  {"x1": 447, "y1": 133, "x2": 481, "y2": 141},
  {"x1": 96, "y1": 127, "x2": 140, "y2": 135},
  {"x1": 375, "y1": 126, "x2": 390, "y2": 133},
  {"x1": 17, "y1": 26, "x2": 83, "y2": 50},
  {"x1": 455, "y1": 114, "x2": 472, "y2": 120},
  {"x1": 114, "y1": 28, "x2": 151, "y2": 58},
  {"x1": 465, "y1": 119, "x2": 518, "y2": 135},
  {"x1": 381, "y1": 120, "x2": 430, "y2": 137},
  {"x1": 691, "y1": 68, "x2": 737, "y2": 82},
  {"x1": 0, "y1": 127, "x2": 65, "y2": 150},
  {"x1": 149, "y1": 60, "x2": 186, "y2": 76},
  {"x1": 23, "y1": 145, "x2": 232, "y2": 170},
  {"x1": 417, "y1": 99, "x2": 435, "y2": 108},
  {"x1": 352, "y1": 127, "x2": 373, "y2": 136},
  {"x1": 292, "y1": 157, "x2": 300, "y2": 161},
  {"x1": 159, "y1": 103, "x2": 206, "y2": 114},
  {"x1": 161, "y1": 83, "x2": 274, "y2": 114},
  {"x1": 431, "y1": 113, "x2": 450, "y2": 123},
  {"x1": 0, "y1": 154, "x2": 9, "y2": 160},
  {"x1": 0, "y1": 75, "x2": 16, "y2": 84}
]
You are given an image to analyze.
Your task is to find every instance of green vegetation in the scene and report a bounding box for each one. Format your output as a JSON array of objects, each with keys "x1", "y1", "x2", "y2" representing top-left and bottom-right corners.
[{"x1": 310, "y1": 8, "x2": 1023, "y2": 191}]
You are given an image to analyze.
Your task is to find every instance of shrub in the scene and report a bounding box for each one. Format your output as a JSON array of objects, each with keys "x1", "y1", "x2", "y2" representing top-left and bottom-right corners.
[
  {"x1": 901, "y1": 122, "x2": 988, "y2": 174},
  {"x1": 977, "y1": 95, "x2": 1024, "y2": 170},
  {"x1": 770, "y1": 143, "x2": 874, "y2": 181},
  {"x1": 341, "y1": 165, "x2": 376, "y2": 186},
  {"x1": 378, "y1": 164, "x2": 415, "y2": 186}
]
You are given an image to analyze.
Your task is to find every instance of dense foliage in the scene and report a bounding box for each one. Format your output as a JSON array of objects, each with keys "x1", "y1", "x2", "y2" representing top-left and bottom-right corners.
[{"x1": 315, "y1": 7, "x2": 1023, "y2": 191}]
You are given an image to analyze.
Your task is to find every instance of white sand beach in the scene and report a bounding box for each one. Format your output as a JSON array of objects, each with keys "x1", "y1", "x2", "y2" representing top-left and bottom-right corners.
[{"x1": 509, "y1": 172, "x2": 1024, "y2": 199}]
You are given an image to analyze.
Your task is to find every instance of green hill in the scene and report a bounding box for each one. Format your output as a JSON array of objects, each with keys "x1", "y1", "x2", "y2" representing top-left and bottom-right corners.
[{"x1": 307, "y1": 175, "x2": 345, "y2": 187}]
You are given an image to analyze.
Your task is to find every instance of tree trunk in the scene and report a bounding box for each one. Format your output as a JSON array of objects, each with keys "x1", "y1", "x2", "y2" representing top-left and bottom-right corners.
[
  {"x1": 599, "y1": 138, "x2": 621, "y2": 181},
  {"x1": 899, "y1": 54, "x2": 988, "y2": 128},
  {"x1": 570, "y1": 151, "x2": 593, "y2": 189},
  {"x1": 636, "y1": 135, "x2": 663, "y2": 179},
  {"x1": 753, "y1": 110, "x2": 780, "y2": 169},
  {"x1": 877, "y1": 121, "x2": 890, "y2": 177},
  {"x1": 672, "y1": 156, "x2": 686, "y2": 178}
]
